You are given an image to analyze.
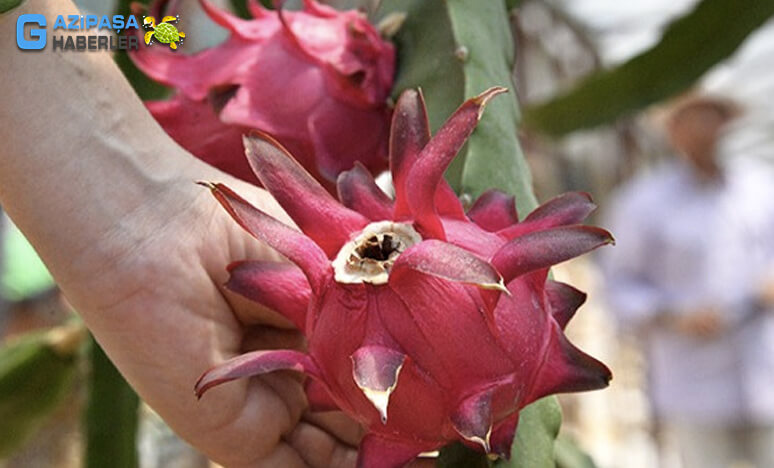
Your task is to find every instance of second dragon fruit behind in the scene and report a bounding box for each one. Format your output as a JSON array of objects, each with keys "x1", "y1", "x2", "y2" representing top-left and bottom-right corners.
[{"x1": 132, "y1": 0, "x2": 395, "y2": 188}]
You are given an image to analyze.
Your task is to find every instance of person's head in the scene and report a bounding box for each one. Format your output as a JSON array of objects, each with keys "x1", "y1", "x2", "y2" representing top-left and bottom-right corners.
[{"x1": 665, "y1": 96, "x2": 739, "y2": 178}]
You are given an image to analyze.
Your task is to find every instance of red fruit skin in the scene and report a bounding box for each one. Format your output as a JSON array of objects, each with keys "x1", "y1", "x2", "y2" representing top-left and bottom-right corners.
[
  {"x1": 196, "y1": 88, "x2": 613, "y2": 467},
  {"x1": 133, "y1": 0, "x2": 394, "y2": 188}
]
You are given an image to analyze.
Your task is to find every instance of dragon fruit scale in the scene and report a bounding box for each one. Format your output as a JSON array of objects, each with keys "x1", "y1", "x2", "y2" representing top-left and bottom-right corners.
[
  {"x1": 195, "y1": 87, "x2": 613, "y2": 467},
  {"x1": 131, "y1": 0, "x2": 394, "y2": 188}
]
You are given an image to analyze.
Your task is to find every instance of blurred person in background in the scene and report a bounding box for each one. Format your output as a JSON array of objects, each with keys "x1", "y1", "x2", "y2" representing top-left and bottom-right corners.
[{"x1": 601, "y1": 96, "x2": 774, "y2": 468}]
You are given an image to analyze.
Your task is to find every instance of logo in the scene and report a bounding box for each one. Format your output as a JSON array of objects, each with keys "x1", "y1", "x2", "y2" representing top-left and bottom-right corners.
[
  {"x1": 14, "y1": 13, "x2": 185, "y2": 52},
  {"x1": 16, "y1": 14, "x2": 47, "y2": 50},
  {"x1": 142, "y1": 15, "x2": 185, "y2": 50}
]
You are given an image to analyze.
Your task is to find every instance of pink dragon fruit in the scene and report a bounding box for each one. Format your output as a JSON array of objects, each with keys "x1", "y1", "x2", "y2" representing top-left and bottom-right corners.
[
  {"x1": 195, "y1": 87, "x2": 613, "y2": 467},
  {"x1": 131, "y1": 0, "x2": 394, "y2": 188}
]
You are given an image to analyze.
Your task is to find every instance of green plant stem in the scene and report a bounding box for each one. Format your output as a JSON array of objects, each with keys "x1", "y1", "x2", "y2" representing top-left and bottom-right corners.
[
  {"x1": 83, "y1": 336, "x2": 139, "y2": 468},
  {"x1": 524, "y1": 0, "x2": 774, "y2": 136}
]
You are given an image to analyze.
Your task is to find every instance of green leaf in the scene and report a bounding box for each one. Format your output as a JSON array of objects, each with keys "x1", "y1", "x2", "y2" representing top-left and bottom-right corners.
[
  {"x1": 379, "y1": 0, "x2": 537, "y2": 215},
  {"x1": 84, "y1": 336, "x2": 140, "y2": 468},
  {"x1": 229, "y1": 0, "x2": 252, "y2": 18},
  {"x1": 1, "y1": 220, "x2": 55, "y2": 302},
  {"x1": 0, "y1": 0, "x2": 23, "y2": 14},
  {"x1": 0, "y1": 325, "x2": 83, "y2": 457},
  {"x1": 498, "y1": 397, "x2": 563, "y2": 468},
  {"x1": 554, "y1": 435, "x2": 598, "y2": 468},
  {"x1": 505, "y1": 0, "x2": 522, "y2": 10},
  {"x1": 524, "y1": 0, "x2": 774, "y2": 136}
]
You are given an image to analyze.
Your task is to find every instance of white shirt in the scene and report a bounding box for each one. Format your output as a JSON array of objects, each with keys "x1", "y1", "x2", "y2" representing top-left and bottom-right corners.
[{"x1": 601, "y1": 157, "x2": 774, "y2": 425}]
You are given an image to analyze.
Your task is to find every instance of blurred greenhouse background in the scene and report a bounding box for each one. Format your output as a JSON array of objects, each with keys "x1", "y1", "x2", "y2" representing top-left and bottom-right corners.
[{"x1": 2, "y1": 0, "x2": 773, "y2": 467}]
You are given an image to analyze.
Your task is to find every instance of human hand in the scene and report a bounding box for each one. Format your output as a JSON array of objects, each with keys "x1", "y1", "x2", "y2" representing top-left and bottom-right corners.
[
  {"x1": 1, "y1": 2, "x2": 363, "y2": 462},
  {"x1": 671, "y1": 306, "x2": 725, "y2": 338},
  {"x1": 61, "y1": 173, "x2": 377, "y2": 467}
]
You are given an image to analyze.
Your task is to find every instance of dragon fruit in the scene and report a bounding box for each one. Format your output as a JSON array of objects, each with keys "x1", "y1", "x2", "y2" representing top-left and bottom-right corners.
[
  {"x1": 131, "y1": 0, "x2": 394, "y2": 188},
  {"x1": 195, "y1": 87, "x2": 613, "y2": 467}
]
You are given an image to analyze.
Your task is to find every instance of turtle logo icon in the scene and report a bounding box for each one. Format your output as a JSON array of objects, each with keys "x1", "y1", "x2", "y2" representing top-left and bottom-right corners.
[{"x1": 143, "y1": 15, "x2": 185, "y2": 50}]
